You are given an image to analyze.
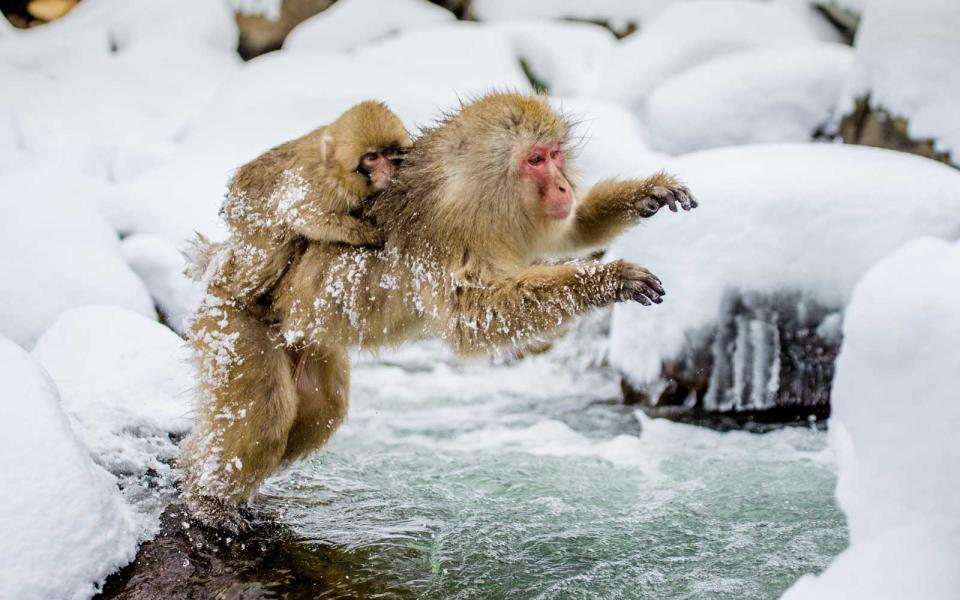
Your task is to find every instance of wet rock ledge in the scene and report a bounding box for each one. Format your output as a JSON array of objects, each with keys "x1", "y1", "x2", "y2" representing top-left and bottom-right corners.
[{"x1": 622, "y1": 292, "x2": 840, "y2": 431}]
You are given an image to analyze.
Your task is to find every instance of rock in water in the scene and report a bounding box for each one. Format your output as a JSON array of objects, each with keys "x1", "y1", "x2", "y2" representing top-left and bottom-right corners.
[{"x1": 622, "y1": 292, "x2": 838, "y2": 430}]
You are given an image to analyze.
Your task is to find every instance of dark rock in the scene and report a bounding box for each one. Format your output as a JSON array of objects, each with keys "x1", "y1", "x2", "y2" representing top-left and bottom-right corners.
[
  {"x1": 97, "y1": 499, "x2": 405, "y2": 599},
  {"x1": 236, "y1": 0, "x2": 335, "y2": 60},
  {"x1": 840, "y1": 96, "x2": 955, "y2": 168},
  {"x1": 622, "y1": 292, "x2": 838, "y2": 431}
]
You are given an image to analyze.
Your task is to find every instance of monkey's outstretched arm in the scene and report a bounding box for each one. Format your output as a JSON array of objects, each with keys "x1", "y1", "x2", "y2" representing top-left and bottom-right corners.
[
  {"x1": 293, "y1": 213, "x2": 384, "y2": 247},
  {"x1": 446, "y1": 259, "x2": 663, "y2": 355},
  {"x1": 564, "y1": 172, "x2": 696, "y2": 251}
]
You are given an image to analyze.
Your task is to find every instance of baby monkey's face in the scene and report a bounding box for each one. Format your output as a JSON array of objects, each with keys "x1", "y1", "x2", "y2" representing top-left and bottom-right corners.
[{"x1": 358, "y1": 145, "x2": 407, "y2": 191}]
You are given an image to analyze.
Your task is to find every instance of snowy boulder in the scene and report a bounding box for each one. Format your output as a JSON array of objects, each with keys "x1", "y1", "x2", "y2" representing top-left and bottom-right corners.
[
  {"x1": 486, "y1": 19, "x2": 616, "y2": 97},
  {"x1": 837, "y1": 0, "x2": 960, "y2": 166},
  {"x1": 598, "y1": 1, "x2": 819, "y2": 109},
  {"x1": 782, "y1": 238, "x2": 960, "y2": 599},
  {"x1": 0, "y1": 169, "x2": 155, "y2": 348},
  {"x1": 0, "y1": 337, "x2": 141, "y2": 600},
  {"x1": 284, "y1": 0, "x2": 455, "y2": 53},
  {"x1": 121, "y1": 234, "x2": 205, "y2": 334},
  {"x1": 32, "y1": 306, "x2": 194, "y2": 511},
  {"x1": 646, "y1": 43, "x2": 854, "y2": 154},
  {"x1": 608, "y1": 144, "x2": 960, "y2": 425},
  {"x1": 1, "y1": 0, "x2": 240, "y2": 181}
]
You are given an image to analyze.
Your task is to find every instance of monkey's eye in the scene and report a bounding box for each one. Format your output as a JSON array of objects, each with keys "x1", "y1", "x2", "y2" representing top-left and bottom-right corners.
[
  {"x1": 528, "y1": 154, "x2": 545, "y2": 165},
  {"x1": 362, "y1": 152, "x2": 379, "y2": 163}
]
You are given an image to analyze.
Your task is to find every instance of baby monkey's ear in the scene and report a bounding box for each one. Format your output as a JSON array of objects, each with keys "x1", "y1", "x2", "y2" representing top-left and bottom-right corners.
[{"x1": 319, "y1": 133, "x2": 336, "y2": 166}]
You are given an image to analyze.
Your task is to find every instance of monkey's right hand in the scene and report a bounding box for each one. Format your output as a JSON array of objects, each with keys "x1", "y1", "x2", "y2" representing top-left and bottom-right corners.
[{"x1": 608, "y1": 260, "x2": 665, "y2": 306}]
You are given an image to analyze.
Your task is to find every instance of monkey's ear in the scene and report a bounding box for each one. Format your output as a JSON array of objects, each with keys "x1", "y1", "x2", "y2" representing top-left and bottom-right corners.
[{"x1": 319, "y1": 133, "x2": 336, "y2": 165}]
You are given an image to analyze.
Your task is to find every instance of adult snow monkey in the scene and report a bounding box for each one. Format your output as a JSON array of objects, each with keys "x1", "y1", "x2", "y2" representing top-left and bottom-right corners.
[
  {"x1": 181, "y1": 92, "x2": 697, "y2": 531},
  {"x1": 187, "y1": 100, "x2": 411, "y2": 306}
]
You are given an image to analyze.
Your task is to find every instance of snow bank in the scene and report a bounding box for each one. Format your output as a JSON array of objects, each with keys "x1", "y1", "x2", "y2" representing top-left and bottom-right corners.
[
  {"x1": 0, "y1": 169, "x2": 155, "y2": 348},
  {"x1": 472, "y1": 0, "x2": 670, "y2": 26},
  {"x1": 284, "y1": 0, "x2": 455, "y2": 53},
  {"x1": 608, "y1": 144, "x2": 960, "y2": 386},
  {"x1": 0, "y1": 0, "x2": 240, "y2": 180},
  {"x1": 0, "y1": 338, "x2": 141, "y2": 600},
  {"x1": 599, "y1": 1, "x2": 819, "y2": 108},
  {"x1": 646, "y1": 43, "x2": 854, "y2": 154},
  {"x1": 32, "y1": 306, "x2": 193, "y2": 509},
  {"x1": 839, "y1": 0, "x2": 960, "y2": 157},
  {"x1": 782, "y1": 238, "x2": 960, "y2": 599},
  {"x1": 121, "y1": 234, "x2": 204, "y2": 334},
  {"x1": 487, "y1": 19, "x2": 616, "y2": 97}
]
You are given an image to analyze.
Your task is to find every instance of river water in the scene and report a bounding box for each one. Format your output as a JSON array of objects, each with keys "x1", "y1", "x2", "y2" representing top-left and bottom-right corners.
[{"x1": 255, "y1": 332, "x2": 847, "y2": 599}]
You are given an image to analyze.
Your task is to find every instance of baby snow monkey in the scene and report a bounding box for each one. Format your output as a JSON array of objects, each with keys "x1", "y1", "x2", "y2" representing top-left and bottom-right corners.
[{"x1": 192, "y1": 100, "x2": 411, "y2": 305}]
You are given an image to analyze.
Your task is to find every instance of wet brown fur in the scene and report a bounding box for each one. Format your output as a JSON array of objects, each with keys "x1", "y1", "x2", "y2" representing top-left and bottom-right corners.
[
  {"x1": 181, "y1": 93, "x2": 696, "y2": 530},
  {"x1": 199, "y1": 100, "x2": 411, "y2": 304}
]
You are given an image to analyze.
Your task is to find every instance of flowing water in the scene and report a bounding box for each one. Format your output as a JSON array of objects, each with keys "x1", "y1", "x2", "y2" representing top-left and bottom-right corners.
[{"x1": 252, "y1": 336, "x2": 847, "y2": 599}]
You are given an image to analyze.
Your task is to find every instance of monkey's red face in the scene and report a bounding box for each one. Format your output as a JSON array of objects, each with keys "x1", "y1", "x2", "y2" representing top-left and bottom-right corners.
[
  {"x1": 359, "y1": 147, "x2": 405, "y2": 191},
  {"x1": 520, "y1": 142, "x2": 572, "y2": 220}
]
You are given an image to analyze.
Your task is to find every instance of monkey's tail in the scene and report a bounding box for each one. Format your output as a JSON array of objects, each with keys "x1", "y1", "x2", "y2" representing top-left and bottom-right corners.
[{"x1": 182, "y1": 232, "x2": 225, "y2": 283}]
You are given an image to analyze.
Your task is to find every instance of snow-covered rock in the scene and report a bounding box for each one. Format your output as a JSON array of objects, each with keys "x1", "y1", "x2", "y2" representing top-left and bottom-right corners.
[
  {"x1": 0, "y1": 337, "x2": 141, "y2": 600},
  {"x1": 284, "y1": 0, "x2": 455, "y2": 53},
  {"x1": 32, "y1": 306, "x2": 193, "y2": 510},
  {"x1": 838, "y1": 0, "x2": 960, "y2": 158},
  {"x1": 599, "y1": 1, "x2": 819, "y2": 109},
  {"x1": 0, "y1": 0, "x2": 240, "y2": 181},
  {"x1": 782, "y1": 238, "x2": 960, "y2": 599},
  {"x1": 472, "y1": 0, "x2": 669, "y2": 27},
  {"x1": 646, "y1": 43, "x2": 854, "y2": 154},
  {"x1": 487, "y1": 19, "x2": 616, "y2": 97},
  {"x1": 0, "y1": 169, "x2": 155, "y2": 348},
  {"x1": 608, "y1": 144, "x2": 960, "y2": 393},
  {"x1": 121, "y1": 234, "x2": 205, "y2": 334}
]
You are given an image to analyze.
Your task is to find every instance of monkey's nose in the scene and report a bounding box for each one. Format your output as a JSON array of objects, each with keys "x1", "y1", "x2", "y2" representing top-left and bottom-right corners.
[{"x1": 558, "y1": 183, "x2": 568, "y2": 192}]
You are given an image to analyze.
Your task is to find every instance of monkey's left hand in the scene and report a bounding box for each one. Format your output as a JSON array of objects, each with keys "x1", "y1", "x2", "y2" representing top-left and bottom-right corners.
[{"x1": 634, "y1": 174, "x2": 698, "y2": 218}]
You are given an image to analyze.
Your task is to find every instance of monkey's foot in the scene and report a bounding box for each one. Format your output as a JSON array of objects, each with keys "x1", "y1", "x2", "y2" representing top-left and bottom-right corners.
[
  {"x1": 613, "y1": 261, "x2": 666, "y2": 306},
  {"x1": 638, "y1": 178, "x2": 698, "y2": 217},
  {"x1": 185, "y1": 494, "x2": 253, "y2": 535}
]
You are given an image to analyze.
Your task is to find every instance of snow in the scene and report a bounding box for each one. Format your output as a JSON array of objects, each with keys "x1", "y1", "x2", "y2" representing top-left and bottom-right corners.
[
  {"x1": 284, "y1": 0, "x2": 455, "y2": 53},
  {"x1": 646, "y1": 43, "x2": 854, "y2": 154},
  {"x1": 121, "y1": 234, "x2": 205, "y2": 334},
  {"x1": 838, "y1": 0, "x2": 960, "y2": 157},
  {"x1": 0, "y1": 168, "x2": 156, "y2": 348},
  {"x1": 598, "y1": 1, "x2": 820, "y2": 109},
  {"x1": 472, "y1": 0, "x2": 671, "y2": 26},
  {"x1": 486, "y1": 19, "x2": 616, "y2": 97},
  {"x1": 0, "y1": 337, "x2": 141, "y2": 600},
  {"x1": 608, "y1": 144, "x2": 960, "y2": 387},
  {"x1": 32, "y1": 306, "x2": 194, "y2": 514},
  {"x1": 0, "y1": 0, "x2": 240, "y2": 181},
  {"x1": 781, "y1": 238, "x2": 960, "y2": 600}
]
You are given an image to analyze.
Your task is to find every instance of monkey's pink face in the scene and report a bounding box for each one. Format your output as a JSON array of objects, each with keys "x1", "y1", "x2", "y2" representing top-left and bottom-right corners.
[
  {"x1": 520, "y1": 142, "x2": 572, "y2": 220},
  {"x1": 359, "y1": 147, "x2": 404, "y2": 191}
]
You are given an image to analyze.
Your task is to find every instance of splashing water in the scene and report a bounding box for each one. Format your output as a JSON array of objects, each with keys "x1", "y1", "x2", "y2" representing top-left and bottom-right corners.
[{"x1": 259, "y1": 338, "x2": 847, "y2": 599}]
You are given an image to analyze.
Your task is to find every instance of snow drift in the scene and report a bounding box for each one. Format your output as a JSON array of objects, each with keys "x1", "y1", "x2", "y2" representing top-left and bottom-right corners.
[
  {"x1": 0, "y1": 338, "x2": 141, "y2": 600},
  {"x1": 782, "y1": 238, "x2": 960, "y2": 599}
]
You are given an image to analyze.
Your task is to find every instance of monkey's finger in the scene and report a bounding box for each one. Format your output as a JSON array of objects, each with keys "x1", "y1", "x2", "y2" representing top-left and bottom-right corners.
[
  {"x1": 666, "y1": 195, "x2": 679, "y2": 212},
  {"x1": 634, "y1": 294, "x2": 652, "y2": 306},
  {"x1": 641, "y1": 275, "x2": 665, "y2": 296}
]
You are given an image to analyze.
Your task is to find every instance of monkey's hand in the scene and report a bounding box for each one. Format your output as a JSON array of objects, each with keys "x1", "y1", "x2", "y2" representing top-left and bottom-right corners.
[
  {"x1": 607, "y1": 260, "x2": 665, "y2": 306},
  {"x1": 632, "y1": 173, "x2": 697, "y2": 218}
]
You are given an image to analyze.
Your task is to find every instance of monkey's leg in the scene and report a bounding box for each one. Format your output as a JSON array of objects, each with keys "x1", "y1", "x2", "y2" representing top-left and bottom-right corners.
[
  {"x1": 566, "y1": 173, "x2": 697, "y2": 250},
  {"x1": 180, "y1": 298, "x2": 299, "y2": 532},
  {"x1": 281, "y1": 344, "x2": 351, "y2": 463},
  {"x1": 447, "y1": 259, "x2": 663, "y2": 355}
]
